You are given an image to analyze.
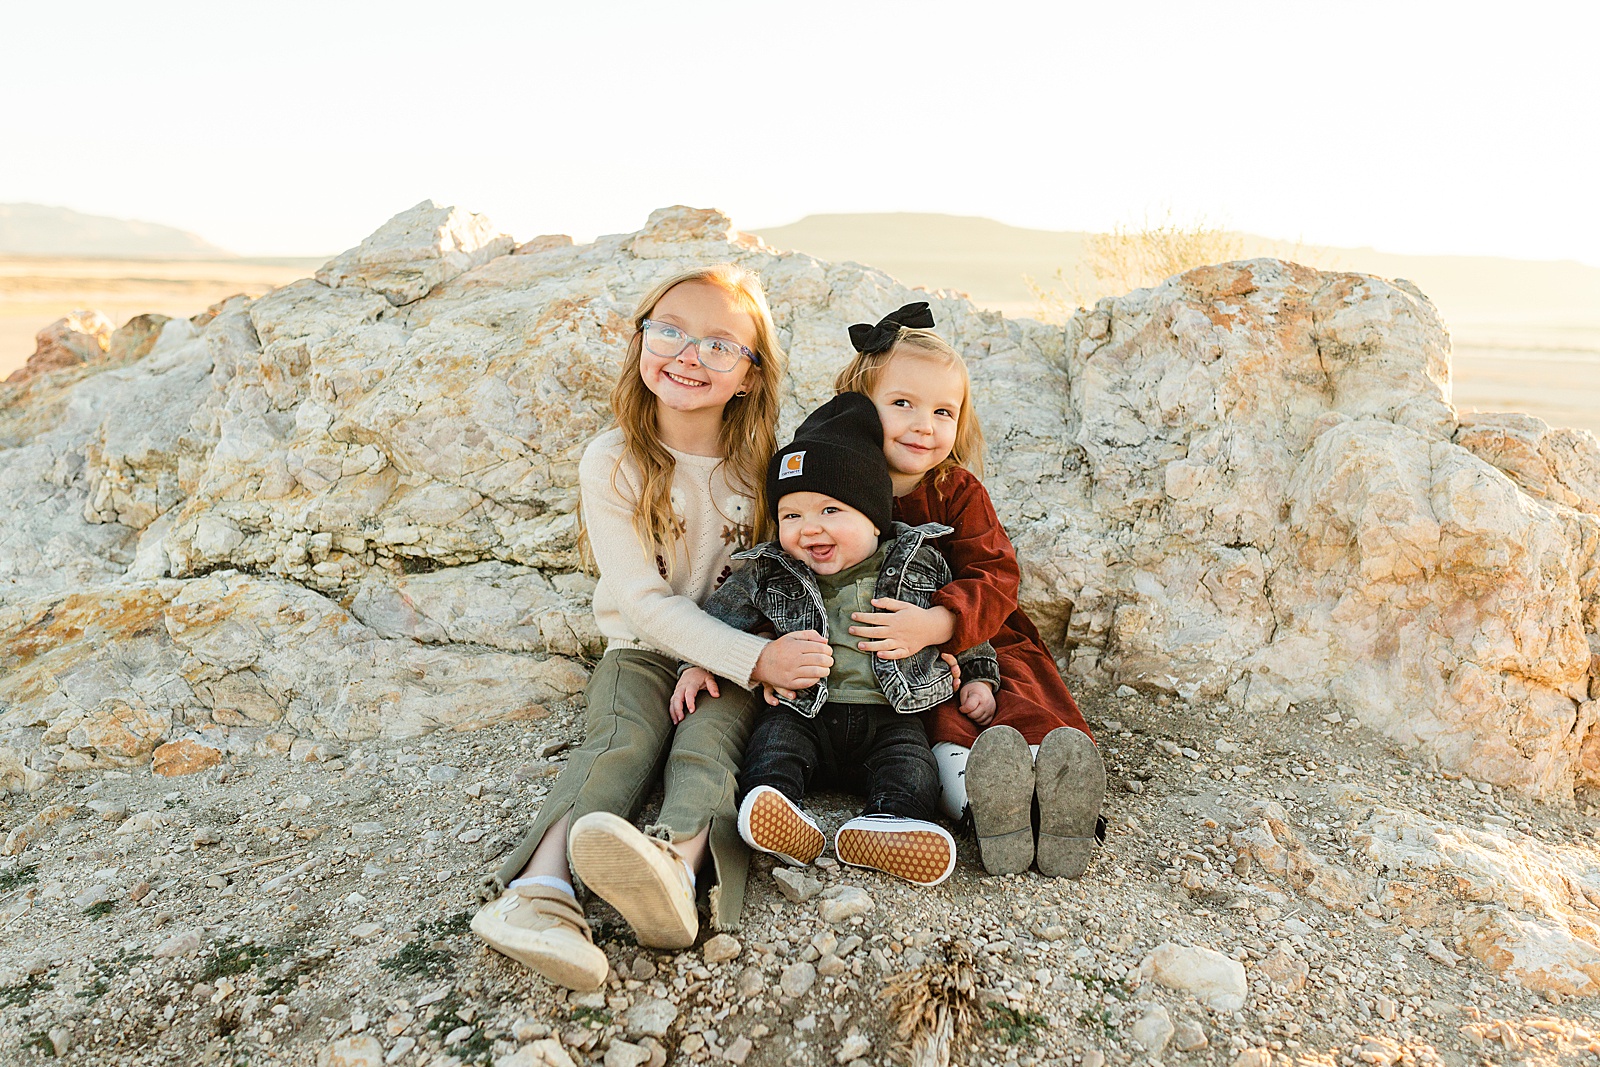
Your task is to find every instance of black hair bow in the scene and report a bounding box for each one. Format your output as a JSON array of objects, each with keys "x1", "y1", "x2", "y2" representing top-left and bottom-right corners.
[{"x1": 847, "y1": 301, "x2": 936, "y2": 355}]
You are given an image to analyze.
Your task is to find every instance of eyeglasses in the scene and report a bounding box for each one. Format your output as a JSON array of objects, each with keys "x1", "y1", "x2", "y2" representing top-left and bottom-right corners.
[{"x1": 640, "y1": 319, "x2": 761, "y2": 373}]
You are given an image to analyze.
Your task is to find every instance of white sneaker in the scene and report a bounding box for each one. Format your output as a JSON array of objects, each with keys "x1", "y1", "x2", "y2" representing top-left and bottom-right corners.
[
  {"x1": 737, "y1": 785, "x2": 825, "y2": 866},
  {"x1": 569, "y1": 812, "x2": 698, "y2": 949},
  {"x1": 470, "y1": 884, "x2": 608, "y2": 990},
  {"x1": 834, "y1": 814, "x2": 957, "y2": 886}
]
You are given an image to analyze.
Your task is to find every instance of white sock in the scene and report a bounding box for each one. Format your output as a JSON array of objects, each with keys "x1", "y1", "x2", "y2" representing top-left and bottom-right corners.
[
  {"x1": 1030, "y1": 744, "x2": 1040, "y2": 761},
  {"x1": 932, "y1": 742, "x2": 971, "y2": 822},
  {"x1": 509, "y1": 875, "x2": 575, "y2": 898},
  {"x1": 681, "y1": 859, "x2": 697, "y2": 889}
]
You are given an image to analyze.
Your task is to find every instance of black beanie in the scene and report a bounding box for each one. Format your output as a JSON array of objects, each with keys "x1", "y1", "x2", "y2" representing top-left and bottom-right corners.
[{"x1": 767, "y1": 392, "x2": 893, "y2": 537}]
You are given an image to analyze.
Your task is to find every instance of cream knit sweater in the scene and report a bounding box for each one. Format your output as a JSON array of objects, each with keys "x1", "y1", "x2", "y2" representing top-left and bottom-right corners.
[{"x1": 580, "y1": 428, "x2": 769, "y2": 688}]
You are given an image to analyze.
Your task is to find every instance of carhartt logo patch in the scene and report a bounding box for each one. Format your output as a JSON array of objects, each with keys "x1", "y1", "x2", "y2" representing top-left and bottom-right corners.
[{"x1": 778, "y1": 451, "x2": 805, "y2": 479}]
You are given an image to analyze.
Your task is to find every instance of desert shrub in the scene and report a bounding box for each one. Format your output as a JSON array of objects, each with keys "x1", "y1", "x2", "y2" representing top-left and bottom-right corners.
[{"x1": 1030, "y1": 212, "x2": 1244, "y2": 320}]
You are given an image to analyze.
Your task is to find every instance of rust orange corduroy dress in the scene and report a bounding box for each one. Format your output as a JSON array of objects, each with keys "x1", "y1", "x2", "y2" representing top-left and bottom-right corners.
[{"x1": 892, "y1": 467, "x2": 1095, "y2": 749}]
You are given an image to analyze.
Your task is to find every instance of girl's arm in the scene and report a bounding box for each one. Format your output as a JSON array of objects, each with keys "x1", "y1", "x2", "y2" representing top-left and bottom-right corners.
[
  {"x1": 581, "y1": 452, "x2": 770, "y2": 688},
  {"x1": 927, "y1": 471, "x2": 1022, "y2": 656}
]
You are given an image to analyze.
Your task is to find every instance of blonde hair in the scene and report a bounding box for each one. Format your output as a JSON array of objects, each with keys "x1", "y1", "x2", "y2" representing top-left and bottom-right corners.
[
  {"x1": 605, "y1": 264, "x2": 784, "y2": 570},
  {"x1": 833, "y1": 327, "x2": 984, "y2": 487}
]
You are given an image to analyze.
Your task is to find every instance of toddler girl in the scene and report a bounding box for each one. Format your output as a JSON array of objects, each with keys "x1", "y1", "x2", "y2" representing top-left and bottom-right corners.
[
  {"x1": 834, "y1": 303, "x2": 1106, "y2": 879},
  {"x1": 472, "y1": 265, "x2": 832, "y2": 990}
]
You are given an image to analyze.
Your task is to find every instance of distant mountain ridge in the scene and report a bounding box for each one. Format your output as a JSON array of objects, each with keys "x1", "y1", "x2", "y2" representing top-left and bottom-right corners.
[
  {"x1": 0, "y1": 203, "x2": 233, "y2": 258},
  {"x1": 753, "y1": 213, "x2": 1600, "y2": 330}
]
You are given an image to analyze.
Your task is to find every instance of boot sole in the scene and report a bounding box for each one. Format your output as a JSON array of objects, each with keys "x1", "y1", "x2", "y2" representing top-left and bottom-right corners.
[
  {"x1": 569, "y1": 812, "x2": 698, "y2": 949},
  {"x1": 965, "y1": 725, "x2": 1035, "y2": 875},
  {"x1": 739, "y1": 786, "x2": 825, "y2": 866},
  {"x1": 1035, "y1": 727, "x2": 1104, "y2": 879},
  {"x1": 470, "y1": 903, "x2": 607, "y2": 991},
  {"x1": 835, "y1": 822, "x2": 956, "y2": 886}
]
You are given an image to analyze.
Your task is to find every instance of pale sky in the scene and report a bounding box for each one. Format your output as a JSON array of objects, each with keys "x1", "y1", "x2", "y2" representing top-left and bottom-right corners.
[{"x1": 4, "y1": 1, "x2": 1598, "y2": 264}]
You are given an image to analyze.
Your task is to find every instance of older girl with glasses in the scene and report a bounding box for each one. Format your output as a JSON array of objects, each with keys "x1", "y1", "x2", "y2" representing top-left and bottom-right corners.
[{"x1": 472, "y1": 264, "x2": 831, "y2": 990}]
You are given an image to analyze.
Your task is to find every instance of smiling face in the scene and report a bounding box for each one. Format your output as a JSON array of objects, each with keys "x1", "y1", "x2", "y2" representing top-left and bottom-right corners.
[
  {"x1": 866, "y1": 352, "x2": 965, "y2": 488},
  {"x1": 638, "y1": 280, "x2": 756, "y2": 418},
  {"x1": 776, "y1": 491, "x2": 881, "y2": 576}
]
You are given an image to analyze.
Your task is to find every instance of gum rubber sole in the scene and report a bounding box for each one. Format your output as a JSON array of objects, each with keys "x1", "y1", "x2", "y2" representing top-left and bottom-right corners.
[
  {"x1": 835, "y1": 820, "x2": 956, "y2": 886},
  {"x1": 1034, "y1": 727, "x2": 1105, "y2": 879},
  {"x1": 568, "y1": 812, "x2": 697, "y2": 949},
  {"x1": 965, "y1": 725, "x2": 1035, "y2": 875},
  {"x1": 469, "y1": 897, "x2": 608, "y2": 991},
  {"x1": 739, "y1": 786, "x2": 825, "y2": 866}
]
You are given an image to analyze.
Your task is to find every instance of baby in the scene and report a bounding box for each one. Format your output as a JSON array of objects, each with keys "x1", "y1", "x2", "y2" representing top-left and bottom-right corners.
[{"x1": 673, "y1": 392, "x2": 998, "y2": 885}]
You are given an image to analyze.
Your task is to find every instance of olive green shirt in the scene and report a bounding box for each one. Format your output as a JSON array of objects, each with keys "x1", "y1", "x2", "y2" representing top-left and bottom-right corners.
[{"x1": 814, "y1": 543, "x2": 890, "y2": 706}]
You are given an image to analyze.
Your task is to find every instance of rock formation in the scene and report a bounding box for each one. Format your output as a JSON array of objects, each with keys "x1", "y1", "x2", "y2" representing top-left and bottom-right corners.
[{"x1": 2, "y1": 199, "x2": 1598, "y2": 802}]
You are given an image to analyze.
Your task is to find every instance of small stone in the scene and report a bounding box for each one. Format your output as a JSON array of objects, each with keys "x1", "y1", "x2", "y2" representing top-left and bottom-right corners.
[
  {"x1": 1375, "y1": 994, "x2": 1397, "y2": 1021},
  {"x1": 415, "y1": 985, "x2": 450, "y2": 1007},
  {"x1": 1214, "y1": 739, "x2": 1238, "y2": 753},
  {"x1": 535, "y1": 739, "x2": 572, "y2": 759},
  {"x1": 1173, "y1": 1017, "x2": 1208, "y2": 1051},
  {"x1": 1322, "y1": 711, "x2": 1342, "y2": 724},
  {"x1": 385, "y1": 1036, "x2": 415, "y2": 1064},
  {"x1": 1116, "y1": 685, "x2": 1139, "y2": 698},
  {"x1": 73, "y1": 883, "x2": 117, "y2": 910},
  {"x1": 155, "y1": 929, "x2": 203, "y2": 958},
  {"x1": 126, "y1": 880, "x2": 151, "y2": 902},
  {"x1": 1233, "y1": 1050, "x2": 1271, "y2": 1067},
  {"x1": 816, "y1": 953, "x2": 847, "y2": 977},
  {"x1": 501, "y1": 1039, "x2": 578, "y2": 1067},
  {"x1": 114, "y1": 811, "x2": 170, "y2": 836},
  {"x1": 817, "y1": 886, "x2": 873, "y2": 924},
  {"x1": 723, "y1": 1035, "x2": 754, "y2": 1064},
  {"x1": 1131, "y1": 1004, "x2": 1173, "y2": 1053},
  {"x1": 781, "y1": 961, "x2": 817, "y2": 998},
  {"x1": 834, "y1": 1033, "x2": 871, "y2": 1062},
  {"x1": 48, "y1": 1028, "x2": 71, "y2": 1056},
  {"x1": 193, "y1": 827, "x2": 223, "y2": 846},
  {"x1": 1082, "y1": 1051, "x2": 1106, "y2": 1067},
  {"x1": 317, "y1": 1035, "x2": 383, "y2": 1067},
  {"x1": 772, "y1": 867, "x2": 824, "y2": 903},
  {"x1": 1424, "y1": 939, "x2": 1461, "y2": 967},
  {"x1": 88, "y1": 800, "x2": 127, "y2": 821},
  {"x1": 735, "y1": 966, "x2": 765, "y2": 997},
  {"x1": 444, "y1": 1025, "x2": 473, "y2": 1046},
  {"x1": 464, "y1": 782, "x2": 483, "y2": 798},
  {"x1": 1140, "y1": 942, "x2": 1248, "y2": 1011},
  {"x1": 457, "y1": 827, "x2": 486, "y2": 843},
  {"x1": 622, "y1": 997, "x2": 678, "y2": 1038},
  {"x1": 630, "y1": 956, "x2": 657, "y2": 980},
  {"x1": 427, "y1": 765, "x2": 463, "y2": 783},
  {"x1": 605, "y1": 1039, "x2": 651, "y2": 1067},
  {"x1": 152, "y1": 739, "x2": 225, "y2": 777},
  {"x1": 1256, "y1": 947, "x2": 1308, "y2": 991},
  {"x1": 351, "y1": 922, "x2": 383, "y2": 939},
  {"x1": 1154, "y1": 739, "x2": 1182, "y2": 756},
  {"x1": 703, "y1": 934, "x2": 741, "y2": 964}
]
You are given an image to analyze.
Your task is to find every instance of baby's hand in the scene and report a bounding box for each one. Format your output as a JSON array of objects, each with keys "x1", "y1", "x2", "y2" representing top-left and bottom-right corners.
[
  {"x1": 959, "y1": 681, "x2": 997, "y2": 725},
  {"x1": 671, "y1": 668, "x2": 719, "y2": 724},
  {"x1": 849, "y1": 600, "x2": 955, "y2": 660},
  {"x1": 760, "y1": 683, "x2": 786, "y2": 707},
  {"x1": 753, "y1": 630, "x2": 831, "y2": 691}
]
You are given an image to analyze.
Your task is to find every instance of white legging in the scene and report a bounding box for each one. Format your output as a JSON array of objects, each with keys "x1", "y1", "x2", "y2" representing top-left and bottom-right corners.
[{"x1": 932, "y1": 740, "x2": 1041, "y2": 822}]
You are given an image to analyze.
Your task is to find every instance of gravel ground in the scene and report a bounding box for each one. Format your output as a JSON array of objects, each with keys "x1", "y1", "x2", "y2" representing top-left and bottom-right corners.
[{"x1": 2, "y1": 686, "x2": 1597, "y2": 1067}]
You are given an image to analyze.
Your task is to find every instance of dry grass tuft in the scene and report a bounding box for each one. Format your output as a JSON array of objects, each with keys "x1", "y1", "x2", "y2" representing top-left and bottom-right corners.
[
  {"x1": 1030, "y1": 211, "x2": 1244, "y2": 321},
  {"x1": 879, "y1": 939, "x2": 981, "y2": 1067}
]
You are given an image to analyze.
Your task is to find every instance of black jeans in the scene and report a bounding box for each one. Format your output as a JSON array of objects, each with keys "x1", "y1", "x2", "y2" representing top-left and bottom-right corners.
[{"x1": 739, "y1": 702, "x2": 940, "y2": 822}]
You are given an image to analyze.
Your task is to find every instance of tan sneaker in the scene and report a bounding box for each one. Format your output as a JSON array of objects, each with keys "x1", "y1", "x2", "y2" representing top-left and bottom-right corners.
[
  {"x1": 569, "y1": 812, "x2": 698, "y2": 949},
  {"x1": 834, "y1": 815, "x2": 957, "y2": 886},
  {"x1": 470, "y1": 884, "x2": 608, "y2": 991},
  {"x1": 738, "y1": 786, "x2": 825, "y2": 866}
]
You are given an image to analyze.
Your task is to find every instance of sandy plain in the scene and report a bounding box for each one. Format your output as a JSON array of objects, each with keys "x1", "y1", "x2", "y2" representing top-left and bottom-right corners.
[{"x1": 4, "y1": 221, "x2": 1599, "y2": 436}]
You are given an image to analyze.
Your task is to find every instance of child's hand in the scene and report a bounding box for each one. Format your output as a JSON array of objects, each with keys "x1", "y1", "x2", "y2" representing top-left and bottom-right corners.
[
  {"x1": 849, "y1": 600, "x2": 955, "y2": 660},
  {"x1": 940, "y1": 652, "x2": 962, "y2": 690},
  {"x1": 671, "y1": 668, "x2": 719, "y2": 724},
  {"x1": 761, "y1": 683, "x2": 784, "y2": 706},
  {"x1": 752, "y1": 630, "x2": 831, "y2": 692},
  {"x1": 959, "y1": 681, "x2": 997, "y2": 725}
]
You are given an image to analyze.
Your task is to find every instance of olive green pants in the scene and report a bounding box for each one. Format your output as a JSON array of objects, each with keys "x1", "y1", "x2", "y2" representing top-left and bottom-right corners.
[{"x1": 485, "y1": 648, "x2": 756, "y2": 931}]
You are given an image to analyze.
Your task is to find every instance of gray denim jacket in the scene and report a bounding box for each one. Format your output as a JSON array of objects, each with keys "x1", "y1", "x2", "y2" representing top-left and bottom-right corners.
[{"x1": 698, "y1": 521, "x2": 1000, "y2": 718}]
